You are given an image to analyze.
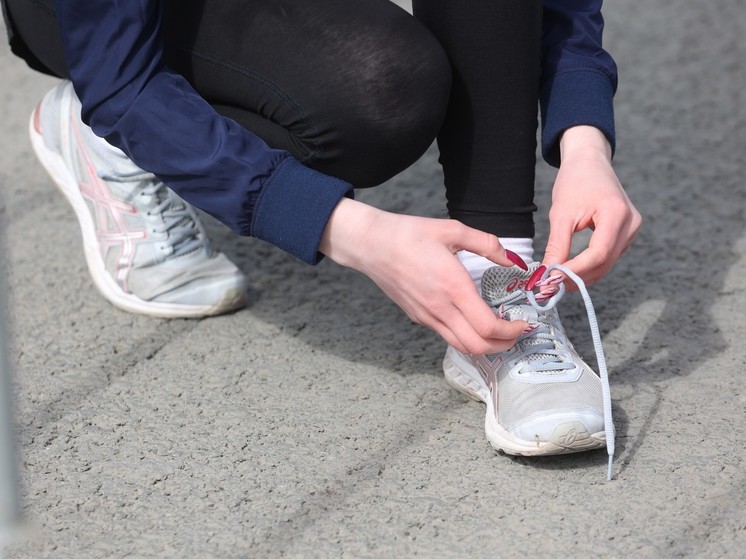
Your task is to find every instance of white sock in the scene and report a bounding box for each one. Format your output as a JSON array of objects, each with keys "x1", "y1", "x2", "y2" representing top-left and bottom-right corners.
[
  {"x1": 458, "y1": 237, "x2": 534, "y2": 293},
  {"x1": 498, "y1": 237, "x2": 534, "y2": 265}
]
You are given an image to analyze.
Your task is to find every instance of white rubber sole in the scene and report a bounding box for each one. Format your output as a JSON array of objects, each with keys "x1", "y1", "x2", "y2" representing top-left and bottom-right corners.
[
  {"x1": 443, "y1": 346, "x2": 606, "y2": 456},
  {"x1": 29, "y1": 109, "x2": 247, "y2": 318}
]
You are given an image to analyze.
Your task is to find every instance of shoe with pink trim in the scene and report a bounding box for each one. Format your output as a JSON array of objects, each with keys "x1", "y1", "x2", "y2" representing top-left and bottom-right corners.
[{"x1": 30, "y1": 81, "x2": 248, "y2": 318}]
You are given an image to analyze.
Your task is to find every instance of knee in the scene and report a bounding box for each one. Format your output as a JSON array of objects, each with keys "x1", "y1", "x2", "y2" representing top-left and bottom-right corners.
[
  {"x1": 353, "y1": 20, "x2": 452, "y2": 185},
  {"x1": 314, "y1": 14, "x2": 452, "y2": 187}
]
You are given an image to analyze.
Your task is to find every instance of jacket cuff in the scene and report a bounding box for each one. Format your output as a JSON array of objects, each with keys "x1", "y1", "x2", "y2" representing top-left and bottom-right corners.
[
  {"x1": 540, "y1": 69, "x2": 616, "y2": 168},
  {"x1": 251, "y1": 158, "x2": 354, "y2": 265}
]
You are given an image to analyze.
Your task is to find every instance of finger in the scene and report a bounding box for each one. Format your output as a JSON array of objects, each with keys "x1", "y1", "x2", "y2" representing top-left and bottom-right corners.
[
  {"x1": 428, "y1": 317, "x2": 474, "y2": 355},
  {"x1": 412, "y1": 298, "x2": 503, "y2": 355},
  {"x1": 430, "y1": 318, "x2": 512, "y2": 355},
  {"x1": 441, "y1": 308, "x2": 525, "y2": 355},
  {"x1": 447, "y1": 224, "x2": 527, "y2": 270},
  {"x1": 451, "y1": 287, "x2": 528, "y2": 344},
  {"x1": 562, "y1": 215, "x2": 624, "y2": 281},
  {"x1": 402, "y1": 275, "x2": 524, "y2": 354},
  {"x1": 542, "y1": 215, "x2": 575, "y2": 268},
  {"x1": 569, "y1": 219, "x2": 637, "y2": 288}
]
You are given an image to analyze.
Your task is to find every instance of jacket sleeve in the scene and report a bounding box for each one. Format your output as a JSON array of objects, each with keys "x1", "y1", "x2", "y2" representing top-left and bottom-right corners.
[
  {"x1": 53, "y1": 0, "x2": 352, "y2": 264},
  {"x1": 540, "y1": 0, "x2": 618, "y2": 167}
]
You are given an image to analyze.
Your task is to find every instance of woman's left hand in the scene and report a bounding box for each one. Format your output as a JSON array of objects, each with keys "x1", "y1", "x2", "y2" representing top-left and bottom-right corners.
[{"x1": 542, "y1": 126, "x2": 642, "y2": 286}]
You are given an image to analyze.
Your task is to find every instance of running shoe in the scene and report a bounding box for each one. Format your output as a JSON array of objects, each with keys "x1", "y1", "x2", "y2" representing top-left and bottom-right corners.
[
  {"x1": 443, "y1": 262, "x2": 615, "y2": 477},
  {"x1": 29, "y1": 81, "x2": 248, "y2": 318}
]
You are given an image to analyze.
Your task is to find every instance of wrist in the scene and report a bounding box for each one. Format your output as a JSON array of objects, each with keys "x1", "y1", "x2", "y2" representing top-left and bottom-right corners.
[
  {"x1": 559, "y1": 126, "x2": 612, "y2": 164},
  {"x1": 319, "y1": 198, "x2": 380, "y2": 270}
]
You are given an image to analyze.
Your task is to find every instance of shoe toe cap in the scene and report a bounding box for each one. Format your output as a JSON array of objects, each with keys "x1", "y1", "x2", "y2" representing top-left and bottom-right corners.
[{"x1": 510, "y1": 409, "x2": 605, "y2": 443}]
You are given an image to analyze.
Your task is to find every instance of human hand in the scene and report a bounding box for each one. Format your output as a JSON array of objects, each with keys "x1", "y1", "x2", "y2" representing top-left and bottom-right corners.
[
  {"x1": 542, "y1": 126, "x2": 642, "y2": 287},
  {"x1": 319, "y1": 198, "x2": 529, "y2": 354}
]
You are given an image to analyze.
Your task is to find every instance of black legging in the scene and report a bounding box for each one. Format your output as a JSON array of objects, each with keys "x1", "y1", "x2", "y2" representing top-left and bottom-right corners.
[{"x1": 5, "y1": 0, "x2": 540, "y2": 238}]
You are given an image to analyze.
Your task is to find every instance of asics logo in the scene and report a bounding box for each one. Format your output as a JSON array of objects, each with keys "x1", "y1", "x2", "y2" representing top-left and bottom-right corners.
[
  {"x1": 475, "y1": 353, "x2": 503, "y2": 378},
  {"x1": 71, "y1": 115, "x2": 145, "y2": 292},
  {"x1": 506, "y1": 278, "x2": 530, "y2": 292}
]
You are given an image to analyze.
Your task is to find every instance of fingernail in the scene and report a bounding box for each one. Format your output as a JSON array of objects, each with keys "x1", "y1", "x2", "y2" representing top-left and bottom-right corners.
[
  {"x1": 505, "y1": 250, "x2": 528, "y2": 271},
  {"x1": 527, "y1": 265, "x2": 547, "y2": 290},
  {"x1": 535, "y1": 285, "x2": 559, "y2": 301}
]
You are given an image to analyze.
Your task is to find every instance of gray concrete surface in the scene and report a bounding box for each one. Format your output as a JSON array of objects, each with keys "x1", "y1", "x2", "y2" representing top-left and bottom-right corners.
[{"x1": 1, "y1": 0, "x2": 745, "y2": 557}]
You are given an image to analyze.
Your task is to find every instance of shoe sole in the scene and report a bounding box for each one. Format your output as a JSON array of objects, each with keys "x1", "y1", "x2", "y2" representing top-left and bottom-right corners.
[
  {"x1": 29, "y1": 107, "x2": 247, "y2": 318},
  {"x1": 443, "y1": 347, "x2": 606, "y2": 456}
]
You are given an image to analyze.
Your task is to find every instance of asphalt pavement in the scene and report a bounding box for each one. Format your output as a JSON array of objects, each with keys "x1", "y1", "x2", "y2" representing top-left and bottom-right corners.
[{"x1": 1, "y1": 0, "x2": 745, "y2": 557}]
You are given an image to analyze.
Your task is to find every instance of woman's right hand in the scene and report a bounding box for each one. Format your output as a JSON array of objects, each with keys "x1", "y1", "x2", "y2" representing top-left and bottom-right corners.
[{"x1": 319, "y1": 198, "x2": 528, "y2": 355}]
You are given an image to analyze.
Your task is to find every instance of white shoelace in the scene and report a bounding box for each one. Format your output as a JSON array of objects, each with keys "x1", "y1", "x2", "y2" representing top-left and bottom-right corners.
[
  {"x1": 519, "y1": 264, "x2": 615, "y2": 481},
  {"x1": 100, "y1": 170, "x2": 205, "y2": 257}
]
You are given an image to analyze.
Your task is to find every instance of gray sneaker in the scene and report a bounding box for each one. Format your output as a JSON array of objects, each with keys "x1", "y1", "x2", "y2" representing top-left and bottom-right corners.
[
  {"x1": 443, "y1": 262, "x2": 615, "y2": 476},
  {"x1": 29, "y1": 81, "x2": 248, "y2": 318}
]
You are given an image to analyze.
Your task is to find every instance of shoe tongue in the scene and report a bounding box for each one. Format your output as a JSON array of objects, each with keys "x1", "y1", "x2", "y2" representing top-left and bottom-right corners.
[
  {"x1": 482, "y1": 265, "x2": 564, "y2": 371},
  {"x1": 480, "y1": 263, "x2": 542, "y2": 307},
  {"x1": 502, "y1": 303, "x2": 539, "y2": 323}
]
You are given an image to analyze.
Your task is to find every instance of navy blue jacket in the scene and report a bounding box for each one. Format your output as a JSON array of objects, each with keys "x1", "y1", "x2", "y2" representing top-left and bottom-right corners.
[{"x1": 54, "y1": 0, "x2": 617, "y2": 264}]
